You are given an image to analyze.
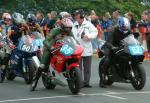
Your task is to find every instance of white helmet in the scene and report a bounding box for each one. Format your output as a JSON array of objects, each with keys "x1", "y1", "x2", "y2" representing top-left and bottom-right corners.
[
  {"x1": 61, "y1": 18, "x2": 73, "y2": 27},
  {"x1": 118, "y1": 17, "x2": 131, "y2": 33},
  {"x1": 12, "y1": 12, "x2": 25, "y2": 24},
  {"x1": 59, "y1": 12, "x2": 70, "y2": 19},
  {"x1": 2, "y1": 13, "x2": 11, "y2": 20}
]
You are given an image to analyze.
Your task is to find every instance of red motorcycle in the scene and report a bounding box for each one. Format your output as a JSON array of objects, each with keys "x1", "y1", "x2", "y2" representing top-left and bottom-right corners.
[{"x1": 32, "y1": 36, "x2": 83, "y2": 94}]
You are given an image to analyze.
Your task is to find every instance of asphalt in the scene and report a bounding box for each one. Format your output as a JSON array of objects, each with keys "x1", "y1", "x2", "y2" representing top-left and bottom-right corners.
[{"x1": 0, "y1": 57, "x2": 150, "y2": 103}]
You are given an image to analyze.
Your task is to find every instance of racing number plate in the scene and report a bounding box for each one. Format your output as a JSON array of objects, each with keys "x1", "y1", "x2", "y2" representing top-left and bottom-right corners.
[
  {"x1": 60, "y1": 44, "x2": 74, "y2": 56},
  {"x1": 128, "y1": 45, "x2": 143, "y2": 55},
  {"x1": 21, "y1": 44, "x2": 31, "y2": 52}
]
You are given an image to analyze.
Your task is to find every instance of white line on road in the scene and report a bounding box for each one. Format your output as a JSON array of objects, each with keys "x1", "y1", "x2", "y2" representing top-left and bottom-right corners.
[
  {"x1": 102, "y1": 94, "x2": 127, "y2": 100},
  {"x1": 0, "y1": 95, "x2": 75, "y2": 103},
  {"x1": 1, "y1": 91, "x2": 150, "y2": 103},
  {"x1": 0, "y1": 92, "x2": 126, "y2": 103}
]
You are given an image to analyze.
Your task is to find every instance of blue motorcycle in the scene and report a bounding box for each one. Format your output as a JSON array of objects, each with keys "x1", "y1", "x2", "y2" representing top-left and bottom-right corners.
[
  {"x1": 99, "y1": 34, "x2": 146, "y2": 90},
  {"x1": 6, "y1": 34, "x2": 43, "y2": 84}
]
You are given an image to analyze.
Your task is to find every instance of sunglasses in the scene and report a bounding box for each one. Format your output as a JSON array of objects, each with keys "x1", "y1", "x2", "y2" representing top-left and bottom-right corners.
[{"x1": 4, "y1": 18, "x2": 11, "y2": 21}]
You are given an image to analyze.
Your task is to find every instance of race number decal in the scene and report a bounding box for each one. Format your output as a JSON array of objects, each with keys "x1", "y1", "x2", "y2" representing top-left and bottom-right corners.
[
  {"x1": 22, "y1": 44, "x2": 31, "y2": 52},
  {"x1": 60, "y1": 44, "x2": 74, "y2": 56},
  {"x1": 128, "y1": 45, "x2": 143, "y2": 55}
]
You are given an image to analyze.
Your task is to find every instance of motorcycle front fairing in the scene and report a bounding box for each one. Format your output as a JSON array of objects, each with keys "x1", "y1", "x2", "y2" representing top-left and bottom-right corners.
[
  {"x1": 115, "y1": 34, "x2": 144, "y2": 63},
  {"x1": 50, "y1": 36, "x2": 83, "y2": 73}
]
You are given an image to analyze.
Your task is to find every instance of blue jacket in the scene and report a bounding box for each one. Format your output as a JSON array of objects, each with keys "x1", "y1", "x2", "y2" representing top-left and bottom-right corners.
[{"x1": 101, "y1": 19, "x2": 112, "y2": 32}]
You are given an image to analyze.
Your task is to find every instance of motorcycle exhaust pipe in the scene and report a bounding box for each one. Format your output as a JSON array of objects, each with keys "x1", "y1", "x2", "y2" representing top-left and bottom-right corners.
[{"x1": 32, "y1": 56, "x2": 40, "y2": 69}]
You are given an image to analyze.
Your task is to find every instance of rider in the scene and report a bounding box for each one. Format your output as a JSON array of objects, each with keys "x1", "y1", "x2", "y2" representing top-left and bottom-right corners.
[
  {"x1": 0, "y1": 12, "x2": 12, "y2": 82},
  {"x1": 36, "y1": 11, "x2": 47, "y2": 37},
  {"x1": 26, "y1": 13, "x2": 45, "y2": 61},
  {"x1": 31, "y1": 17, "x2": 74, "y2": 88},
  {"x1": 9, "y1": 12, "x2": 29, "y2": 46},
  {"x1": 26, "y1": 13, "x2": 44, "y2": 35},
  {"x1": 0, "y1": 12, "x2": 12, "y2": 37},
  {"x1": 99, "y1": 17, "x2": 131, "y2": 88},
  {"x1": 0, "y1": 12, "x2": 12, "y2": 48}
]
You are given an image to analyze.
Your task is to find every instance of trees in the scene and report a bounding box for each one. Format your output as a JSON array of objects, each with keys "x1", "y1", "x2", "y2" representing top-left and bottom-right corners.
[{"x1": 0, "y1": 0, "x2": 149, "y2": 19}]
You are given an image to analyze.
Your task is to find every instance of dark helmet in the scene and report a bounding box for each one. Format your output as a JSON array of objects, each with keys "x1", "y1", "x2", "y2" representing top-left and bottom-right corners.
[
  {"x1": 26, "y1": 13, "x2": 37, "y2": 24},
  {"x1": 12, "y1": 12, "x2": 25, "y2": 25},
  {"x1": 73, "y1": 9, "x2": 85, "y2": 18},
  {"x1": 118, "y1": 17, "x2": 131, "y2": 33}
]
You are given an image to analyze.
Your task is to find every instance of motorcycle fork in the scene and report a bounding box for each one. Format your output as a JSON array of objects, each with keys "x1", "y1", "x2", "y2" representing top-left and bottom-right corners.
[
  {"x1": 128, "y1": 61, "x2": 135, "y2": 78},
  {"x1": 22, "y1": 58, "x2": 26, "y2": 73}
]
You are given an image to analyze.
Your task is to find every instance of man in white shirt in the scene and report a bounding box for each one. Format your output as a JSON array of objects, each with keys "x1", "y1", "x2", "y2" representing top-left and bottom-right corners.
[{"x1": 72, "y1": 9, "x2": 98, "y2": 88}]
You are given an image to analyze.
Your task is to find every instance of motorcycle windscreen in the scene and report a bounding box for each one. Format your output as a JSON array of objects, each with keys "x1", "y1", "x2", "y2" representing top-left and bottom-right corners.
[
  {"x1": 121, "y1": 34, "x2": 140, "y2": 45},
  {"x1": 60, "y1": 36, "x2": 78, "y2": 56},
  {"x1": 17, "y1": 35, "x2": 41, "y2": 52},
  {"x1": 31, "y1": 32, "x2": 44, "y2": 48},
  {"x1": 121, "y1": 34, "x2": 144, "y2": 56},
  {"x1": 128, "y1": 45, "x2": 144, "y2": 56}
]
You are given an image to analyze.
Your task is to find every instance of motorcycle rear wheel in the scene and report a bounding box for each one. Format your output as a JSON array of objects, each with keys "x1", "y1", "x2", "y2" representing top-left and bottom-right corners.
[{"x1": 67, "y1": 67, "x2": 82, "y2": 94}]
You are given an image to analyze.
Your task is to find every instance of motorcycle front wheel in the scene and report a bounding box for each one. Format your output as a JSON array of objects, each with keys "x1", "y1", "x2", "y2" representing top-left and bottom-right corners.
[
  {"x1": 6, "y1": 67, "x2": 16, "y2": 81},
  {"x1": 130, "y1": 63, "x2": 146, "y2": 90},
  {"x1": 67, "y1": 67, "x2": 82, "y2": 94},
  {"x1": 24, "y1": 61, "x2": 36, "y2": 84},
  {"x1": 42, "y1": 73, "x2": 56, "y2": 89},
  {"x1": 98, "y1": 58, "x2": 114, "y2": 87}
]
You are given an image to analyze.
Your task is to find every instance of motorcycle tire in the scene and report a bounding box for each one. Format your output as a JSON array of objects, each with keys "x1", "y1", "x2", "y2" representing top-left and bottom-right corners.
[
  {"x1": 24, "y1": 61, "x2": 36, "y2": 84},
  {"x1": 42, "y1": 74, "x2": 56, "y2": 89},
  {"x1": 99, "y1": 58, "x2": 114, "y2": 86},
  {"x1": 67, "y1": 67, "x2": 82, "y2": 94},
  {"x1": 0, "y1": 69, "x2": 5, "y2": 83},
  {"x1": 6, "y1": 68, "x2": 16, "y2": 81},
  {"x1": 131, "y1": 63, "x2": 146, "y2": 90}
]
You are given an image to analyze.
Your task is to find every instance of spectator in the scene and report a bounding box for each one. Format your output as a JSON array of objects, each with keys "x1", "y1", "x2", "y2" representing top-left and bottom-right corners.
[
  {"x1": 124, "y1": 12, "x2": 137, "y2": 29},
  {"x1": 72, "y1": 9, "x2": 98, "y2": 88},
  {"x1": 101, "y1": 12, "x2": 112, "y2": 41},
  {"x1": 88, "y1": 10, "x2": 99, "y2": 22},
  {"x1": 36, "y1": 10, "x2": 47, "y2": 37},
  {"x1": 47, "y1": 13, "x2": 52, "y2": 21},
  {"x1": 141, "y1": 11, "x2": 150, "y2": 54},
  {"x1": 90, "y1": 14, "x2": 102, "y2": 53},
  {"x1": 109, "y1": 10, "x2": 121, "y2": 32},
  {"x1": 124, "y1": 12, "x2": 138, "y2": 38},
  {"x1": 47, "y1": 11, "x2": 58, "y2": 30},
  {"x1": 141, "y1": 11, "x2": 149, "y2": 23},
  {"x1": 147, "y1": 10, "x2": 150, "y2": 32}
]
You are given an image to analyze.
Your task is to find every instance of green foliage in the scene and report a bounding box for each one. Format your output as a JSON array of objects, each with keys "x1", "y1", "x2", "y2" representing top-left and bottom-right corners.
[{"x1": 0, "y1": 0, "x2": 149, "y2": 20}]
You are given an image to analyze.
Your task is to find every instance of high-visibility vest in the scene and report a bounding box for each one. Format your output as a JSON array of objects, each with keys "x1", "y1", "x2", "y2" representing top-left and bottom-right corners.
[
  {"x1": 139, "y1": 26, "x2": 147, "y2": 34},
  {"x1": 132, "y1": 27, "x2": 139, "y2": 33}
]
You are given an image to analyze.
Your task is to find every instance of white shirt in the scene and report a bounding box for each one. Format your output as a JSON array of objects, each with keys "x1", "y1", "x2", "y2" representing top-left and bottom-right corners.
[{"x1": 72, "y1": 19, "x2": 98, "y2": 56}]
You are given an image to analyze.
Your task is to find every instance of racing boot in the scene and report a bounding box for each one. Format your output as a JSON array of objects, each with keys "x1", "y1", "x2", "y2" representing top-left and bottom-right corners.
[{"x1": 0, "y1": 65, "x2": 6, "y2": 83}]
